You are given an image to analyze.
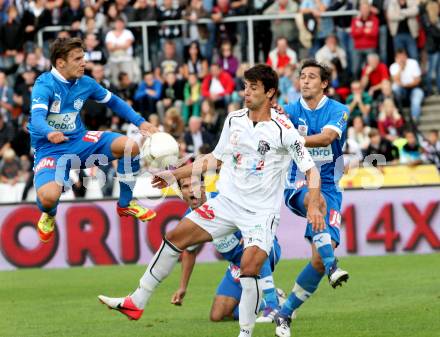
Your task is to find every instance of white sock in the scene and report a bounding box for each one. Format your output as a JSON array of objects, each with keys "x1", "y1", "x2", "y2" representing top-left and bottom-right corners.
[
  {"x1": 131, "y1": 239, "x2": 182, "y2": 309},
  {"x1": 238, "y1": 276, "x2": 262, "y2": 337}
]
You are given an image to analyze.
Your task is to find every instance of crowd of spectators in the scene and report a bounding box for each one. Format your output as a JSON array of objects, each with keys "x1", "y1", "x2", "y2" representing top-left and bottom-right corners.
[{"x1": 1, "y1": 0, "x2": 440, "y2": 200}]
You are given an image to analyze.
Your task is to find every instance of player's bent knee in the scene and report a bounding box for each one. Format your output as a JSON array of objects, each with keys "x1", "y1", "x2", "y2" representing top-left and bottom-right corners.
[
  {"x1": 209, "y1": 304, "x2": 230, "y2": 322},
  {"x1": 37, "y1": 186, "x2": 61, "y2": 209},
  {"x1": 209, "y1": 310, "x2": 224, "y2": 322}
]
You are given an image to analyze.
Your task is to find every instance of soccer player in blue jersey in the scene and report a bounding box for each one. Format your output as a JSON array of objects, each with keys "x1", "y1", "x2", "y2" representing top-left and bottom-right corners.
[
  {"x1": 30, "y1": 37, "x2": 157, "y2": 242},
  {"x1": 274, "y1": 59, "x2": 350, "y2": 337},
  {"x1": 170, "y1": 176, "x2": 283, "y2": 323}
]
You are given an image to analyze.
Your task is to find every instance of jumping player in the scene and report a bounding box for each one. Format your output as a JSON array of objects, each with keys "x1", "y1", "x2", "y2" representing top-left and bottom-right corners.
[
  {"x1": 30, "y1": 37, "x2": 157, "y2": 242},
  {"x1": 274, "y1": 59, "x2": 350, "y2": 337},
  {"x1": 98, "y1": 64, "x2": 323, "y2": 337}
]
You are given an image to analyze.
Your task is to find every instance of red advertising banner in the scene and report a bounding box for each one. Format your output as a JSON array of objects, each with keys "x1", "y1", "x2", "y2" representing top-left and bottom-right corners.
[{"x1": 0, "y1": 186, "x2": 439, "y2": 270}]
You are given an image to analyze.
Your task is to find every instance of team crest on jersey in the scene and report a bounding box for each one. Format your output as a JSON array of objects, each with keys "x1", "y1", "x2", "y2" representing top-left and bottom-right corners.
[
  {"x1": 257, "y1": 140, "x2": 270, "y2": 156},
  {"x1": 73, "y1": 98, "x2": 84, "y2": 111},
  {"x1": 50, "y1": 100, "x2": 61, "y2": 113}
]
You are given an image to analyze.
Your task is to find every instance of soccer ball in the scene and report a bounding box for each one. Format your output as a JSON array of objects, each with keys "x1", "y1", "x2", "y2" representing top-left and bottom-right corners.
[{"x1": 141, "y1": 132, "x2": 179, "y2": 169}]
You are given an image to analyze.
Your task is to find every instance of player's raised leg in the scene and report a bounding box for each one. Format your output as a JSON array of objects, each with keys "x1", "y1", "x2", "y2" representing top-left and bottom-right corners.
[
  {"x1": 98, "y1": 216, "x2": 213, "y2": 320},
  {"x1": 110, "y1": 136, "x2": 156, "y2": 221}
]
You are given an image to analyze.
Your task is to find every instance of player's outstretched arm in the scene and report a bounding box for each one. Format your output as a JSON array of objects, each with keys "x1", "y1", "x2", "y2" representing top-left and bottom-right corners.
[
  {"x1": 151, "y1": 153, "x2": 222, "y2": 189},
  {"x1": 305, "y1": 167, "x2": 325, "y2": 232},
  {"x1": 171, "y1": 249, "x2": 197, "y2": 306}
]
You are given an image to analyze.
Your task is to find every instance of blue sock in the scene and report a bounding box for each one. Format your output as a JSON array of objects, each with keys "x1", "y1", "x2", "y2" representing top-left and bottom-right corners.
[
  {"x1": 263, "y1": 288, "x2": 278, "y2": 309},
  {"x1": 233, "y1": 305, "x2": 239, "y2": 320},
  {"x1": 258, "y1": 298, "x2": 267, "y2": 312},
  {"x1": 280, "y1": 263, "x2": 323, "y2": 318},
  {"x1": 36, "y1": 197, "x2": 58, "y2": 216},
  {"x1": 117, "y1": 155, "x2": 140, "y2": 208},
  {"x1": 313, "y1": 232, "x2": 336, "y2": 275}
]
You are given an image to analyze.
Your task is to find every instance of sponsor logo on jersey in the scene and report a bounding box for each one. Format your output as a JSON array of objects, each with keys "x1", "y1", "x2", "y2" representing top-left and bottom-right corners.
[
  {"x1": 307, "y1": 144, "x2": 333, "y2": 161},
  {"x1": 73, "y1": 98, "x2": 84, "y2": 111},
  {"x1": 233, "y1": 153, "x2": 242, "y2": 167},
  {"x1": 49, "y1": 100, "x2": 61, "y2": 113},
  {"x1": 47, "y1": 112, "x2": 77, "y2": 131},
  {"x1": 291, "y1": 140, "x2": 305, "y2": 160},
  {"x1": 336, "y1": 111, "x2": 348, "y2": 129},
  {"x1": 257, "y1": 140, "x2": 271, "y2": 156},
  {"x1": 34, "y1": 157, "x2": 56, "y2": 173},
  {"x1": 275, "y1": 116, "x2": 291, "y2": 129},
  {"x1": 213, "y1": 234, "x2": 240, "y2": 253},
  {"x1": 194, "y1": 203, "x2": 215, "y2": 220}
]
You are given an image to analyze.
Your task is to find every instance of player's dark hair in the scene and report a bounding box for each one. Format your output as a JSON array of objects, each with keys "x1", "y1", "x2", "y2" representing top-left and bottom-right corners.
[
  {"x1": 244, "y1": 64, "x2": 278, "y2": 99},
  {"x1": 300, "y1": 59, "x2": 332, "y2": 92},
  {"x1": 50, "y1": 37, "x2": 85, "y2": 66}
]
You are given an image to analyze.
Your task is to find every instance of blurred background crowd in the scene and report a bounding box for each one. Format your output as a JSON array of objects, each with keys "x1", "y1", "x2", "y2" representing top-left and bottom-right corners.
[{"x1": 0, "y1": 0, "x2": 440, "y2": 201}]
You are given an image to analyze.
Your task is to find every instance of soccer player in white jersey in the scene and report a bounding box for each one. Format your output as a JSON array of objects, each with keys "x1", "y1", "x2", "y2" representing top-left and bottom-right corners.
[
  {"x1": 98, "y1": 64, "x2": 324, "y2": 337},
  {"x1": 30, "y1": 38, "x2": 157, "y2": 243}
]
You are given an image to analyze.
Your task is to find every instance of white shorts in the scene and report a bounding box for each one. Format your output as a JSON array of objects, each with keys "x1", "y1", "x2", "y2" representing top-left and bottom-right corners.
[{"x1": 185, "y1": 194, "x2": 279, "y2": 255}]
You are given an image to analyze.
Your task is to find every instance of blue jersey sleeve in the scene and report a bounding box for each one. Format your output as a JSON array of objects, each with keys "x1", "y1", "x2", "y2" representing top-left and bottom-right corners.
[
  {"x1": 88, "y1": 77, "x2": 145, "y2": 127},
  {"x1": 323, "y1": 103, "x2": 350, "y2": 138},
  {"x1": 30, "y1": 76, "x2": 54, "y2": 138},
  {"x1": 283, "y1": 103, "x2": 299, "y2": 126}
]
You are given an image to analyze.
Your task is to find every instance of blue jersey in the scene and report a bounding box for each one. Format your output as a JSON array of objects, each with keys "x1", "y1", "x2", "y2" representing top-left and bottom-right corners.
[
  {"x1": 29, "y1": 68, "x2": 144, "y2": 150},
  {"x1": 284, "y1": 96, "x2": 349, "y2": 188}
]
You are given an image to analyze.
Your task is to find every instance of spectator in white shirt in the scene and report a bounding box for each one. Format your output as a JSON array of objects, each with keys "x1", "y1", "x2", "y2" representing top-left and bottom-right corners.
[
  {"x1": 105, "y1": 16, "x2": 139, "y2": 85},
  {"x1": 389, "y1": 48, "x2": 424, "y2": 121}
]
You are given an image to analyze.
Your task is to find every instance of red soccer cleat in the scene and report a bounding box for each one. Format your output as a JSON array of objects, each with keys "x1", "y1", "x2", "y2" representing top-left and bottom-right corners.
[
  {"x1": 117, "y1": 200, "x2": 156, "y2": 222},
  {"x1": 98, "y1": 295, "x2": 144, "y2": 321}
]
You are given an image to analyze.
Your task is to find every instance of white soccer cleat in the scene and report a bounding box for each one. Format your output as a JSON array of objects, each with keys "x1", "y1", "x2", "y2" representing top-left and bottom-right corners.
[
  {"x1": 328, "y1": 267, "x2": 349, "y2": 288},
  {"x1": 275, "y1": 313, "x2": 292, "y2": 337},
  {"x1": 256, "y1": 306, "x2": 278, "y2": 323},
  {"x1": 98, "y1": 295, "x2": 124, "y2": 308}
]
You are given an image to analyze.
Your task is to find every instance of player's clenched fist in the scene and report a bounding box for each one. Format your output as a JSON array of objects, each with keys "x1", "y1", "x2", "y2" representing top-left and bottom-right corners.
[{"x1": 47, "y1": 131, "x2": 69, "y2": 144}]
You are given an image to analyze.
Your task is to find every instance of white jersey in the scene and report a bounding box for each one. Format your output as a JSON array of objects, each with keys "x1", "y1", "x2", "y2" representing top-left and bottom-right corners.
[{"x1": 213, "y1": 108, "x2": 315, "y2": 213}]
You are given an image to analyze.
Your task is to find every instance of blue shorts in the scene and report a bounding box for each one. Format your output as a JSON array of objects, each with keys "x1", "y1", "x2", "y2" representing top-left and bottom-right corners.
[
  {"x1": 284, "y1": 181, "x2": 342, "y2": 246},
  {"x1": 33, "y1": 131, "x2": 123, "y2": 190},
  {"x1": 215, "y1": 239, "x2": 281, "y2": 301}
]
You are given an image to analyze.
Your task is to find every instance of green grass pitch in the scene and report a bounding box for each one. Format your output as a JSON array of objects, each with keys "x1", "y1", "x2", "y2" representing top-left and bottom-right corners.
[{"x1": 1, "y1": 254, "x2": 439, "y2": 337}]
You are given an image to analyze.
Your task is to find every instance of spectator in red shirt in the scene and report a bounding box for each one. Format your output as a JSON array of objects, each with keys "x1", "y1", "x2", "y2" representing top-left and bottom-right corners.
[
  {"x1": 201, "y1": 63, "x2": 235, "y2": 109},
  {"x1": 351, "y1": 0, "x2": 379, "y2": 77},
  {"x1": 360, "y1": 53, "x2": 390, "y2": 97},
  {"x1": 377, "y1": 98, "x2": 404, "y2": 141},
  {"x1": 266, "y1": 37, "x2": 298, "y2": 73}
]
